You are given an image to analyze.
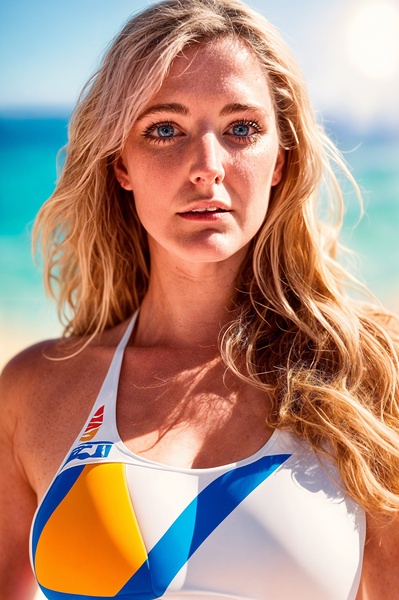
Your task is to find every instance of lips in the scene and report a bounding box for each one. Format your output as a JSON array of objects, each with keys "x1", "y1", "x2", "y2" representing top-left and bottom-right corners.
[
  {"x1": 177, "y1": 200, "x2": 231, "y2": 215},
  {"x1": 188, "y1": 207, "x2": 227, "y2": 213}
]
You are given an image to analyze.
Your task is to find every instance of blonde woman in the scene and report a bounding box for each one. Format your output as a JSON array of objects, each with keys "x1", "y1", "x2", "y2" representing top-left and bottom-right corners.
[{"x1": 1, "y1": 1, "x2": 398, "y2": 599}]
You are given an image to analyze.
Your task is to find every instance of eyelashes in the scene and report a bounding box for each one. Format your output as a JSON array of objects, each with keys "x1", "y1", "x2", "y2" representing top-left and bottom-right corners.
[
  {"x1": 142, "y1": 121, "x2": 184, "y2": 144},
  {"x1": 227, "y1": 119, "x2": 263, "y2": 140},
  {"x1": 141, "y1": 119, "x2": 263, "y2": 145}
]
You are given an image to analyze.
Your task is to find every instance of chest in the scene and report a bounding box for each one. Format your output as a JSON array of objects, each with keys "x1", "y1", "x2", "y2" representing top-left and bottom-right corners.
[
  {"x1": 32, "y1": 431, "x2": 365, "y2": 600},
  {"x1": 25, "y1": 347, "x2": 272, "y2": 497},
  {"x1": 28, "y1": 338, "x2": 366, "y2": 600},
  {"x1": 116, "y1": 349, "x2": 273, "y2": 467}
]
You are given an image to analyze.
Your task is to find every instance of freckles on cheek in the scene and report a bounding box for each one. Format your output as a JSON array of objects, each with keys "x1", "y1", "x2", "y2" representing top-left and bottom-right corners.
[
  {"x1": 233, "y1": 154, "x2": 254, "y2": 179},
  {"x1": 150, "y1": 153, "x2": 182, "y2": 186},
  {"x1": 235, "y1": 143, "x2": 273, "y2": 174},
  {"x1": 233, "y1": 161, "x2": 260, "y2": 197}
]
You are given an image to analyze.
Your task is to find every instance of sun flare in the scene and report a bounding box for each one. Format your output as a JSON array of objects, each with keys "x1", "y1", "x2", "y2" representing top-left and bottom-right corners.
[{"x1": 346, "y1": 1, "x2": 399, "y2": 80}]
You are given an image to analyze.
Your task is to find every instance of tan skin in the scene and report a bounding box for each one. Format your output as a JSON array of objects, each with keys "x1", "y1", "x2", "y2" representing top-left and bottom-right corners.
[{"x1": 0, "y1": 39, "x2": 398, "y2": 599}]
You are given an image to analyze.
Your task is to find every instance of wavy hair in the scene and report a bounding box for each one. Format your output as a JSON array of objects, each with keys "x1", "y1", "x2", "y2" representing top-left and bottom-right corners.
[{"x1": 33, "y1": 0, "x2": 399, "y2": 513}]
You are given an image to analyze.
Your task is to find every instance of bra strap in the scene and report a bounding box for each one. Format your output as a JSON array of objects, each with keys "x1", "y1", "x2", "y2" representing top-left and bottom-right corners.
[{"x1": 89, "y1": 309, "x2": 139, "y2": 411}]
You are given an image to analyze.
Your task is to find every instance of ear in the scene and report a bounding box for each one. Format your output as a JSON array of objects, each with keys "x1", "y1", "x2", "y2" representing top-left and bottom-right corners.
[
  {"x1": 113, "y1": 156, "x2": 133, "y2": 190},
  {"x1": 271, "y1": 148, "x2": 285, "y2": 186}
]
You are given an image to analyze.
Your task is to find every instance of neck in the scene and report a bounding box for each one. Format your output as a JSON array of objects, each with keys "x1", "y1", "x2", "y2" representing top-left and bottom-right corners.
[{"x1": 134, "y1": 251, "x2": 245, "y2": 348}]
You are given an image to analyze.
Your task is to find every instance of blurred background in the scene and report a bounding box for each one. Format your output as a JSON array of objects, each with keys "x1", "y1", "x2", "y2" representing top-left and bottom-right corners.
[{"x1": 1, "y1": 0, "x2": 399, "y2": 372}]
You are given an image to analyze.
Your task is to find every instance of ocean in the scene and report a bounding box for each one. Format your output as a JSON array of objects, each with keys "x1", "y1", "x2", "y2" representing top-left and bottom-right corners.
[{"x1": 1, "y1": 115, "x2": 398, "y2": 368}]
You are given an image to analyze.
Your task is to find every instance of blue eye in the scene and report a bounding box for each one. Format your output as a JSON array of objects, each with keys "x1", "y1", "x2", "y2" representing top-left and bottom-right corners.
[
  {"x1": 142, "y1": 121, "x2": 184, "y2": 143},
  {"x1": 227, "y1": 120, "x2": 262, "y2": 142},
  {"x1": 157, "y1": 124, "x2": 175, "y2": 138},
  {"x1": 232, "y1": 123, "x2": 250, "y2": 137}
]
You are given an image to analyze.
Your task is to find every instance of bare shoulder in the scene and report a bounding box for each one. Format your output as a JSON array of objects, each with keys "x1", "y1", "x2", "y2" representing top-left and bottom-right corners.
[
  {"x1": 1, "y1": 336, "x2": 63, "y2": 375},
  {"x1": 0, "y1": 328, "x2": 119, "y2": 417},
  {"x1": 0, "y1": 333, "x2": 118, "y2": 493},
  {"x1": 358, "y1": 512, "x2": 399, "y2": 599},
  {"x1": 0, "y1": 339, "x2": 63, "y2": 424}
]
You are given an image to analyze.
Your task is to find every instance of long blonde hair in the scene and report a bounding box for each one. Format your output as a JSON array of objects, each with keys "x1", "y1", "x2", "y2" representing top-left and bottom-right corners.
[{"x1": 33, "y1": 0, "x2": 399, "y2": 513}]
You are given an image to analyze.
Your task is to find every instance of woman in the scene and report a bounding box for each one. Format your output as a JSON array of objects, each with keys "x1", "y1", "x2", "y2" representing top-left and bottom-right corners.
[{"x1": 1, "y1": 0, "x2": 398, "y2": 598}]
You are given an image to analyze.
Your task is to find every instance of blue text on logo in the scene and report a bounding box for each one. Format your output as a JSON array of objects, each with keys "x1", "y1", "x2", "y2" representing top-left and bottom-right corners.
[{"x1": 66, "y1": 441, "x2": 113, "y2": 464}]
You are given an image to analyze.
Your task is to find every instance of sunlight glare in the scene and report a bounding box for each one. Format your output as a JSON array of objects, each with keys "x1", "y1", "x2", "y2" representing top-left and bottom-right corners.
[{"x1": 346, "y1": 1, "x2": 399, "y2": 80}]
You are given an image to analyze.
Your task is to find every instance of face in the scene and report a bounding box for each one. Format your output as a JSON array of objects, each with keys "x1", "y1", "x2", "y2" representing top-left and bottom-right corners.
[{"x1": 115, "y1": 38, "x2": 284, "y2": 268}]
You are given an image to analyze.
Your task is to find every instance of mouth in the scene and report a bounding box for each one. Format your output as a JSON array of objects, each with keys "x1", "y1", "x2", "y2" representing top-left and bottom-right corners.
[
  {"x1": 178, "y1": 200, "x2": 232, "y2": 215},
  {"x1": 184, "y1": 207, "x2": 229, "y2": 214},
  {"x1": 177, "y1": 206, "x2": 231, "y2": 221}
]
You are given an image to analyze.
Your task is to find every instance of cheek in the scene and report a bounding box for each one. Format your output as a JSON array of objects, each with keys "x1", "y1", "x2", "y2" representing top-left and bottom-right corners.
[
  {"x1": 128, "y1": 159, "x2": 173, "y2": 208},
  {"x1": 235, "y1": 142, "x2": 280, "y2": 184},
  {"x1": 232, "y1": 159, "x2": 276, "y2": 211},
  {"x1": 133, "y1": 193, "x2": 159, "y2": 228},
  {"x1": 139, "y1": 146, "x2": 181, "y2": 176},
  {"x1": 234, "y1": 152, "x2": 277, "y2": 225}
]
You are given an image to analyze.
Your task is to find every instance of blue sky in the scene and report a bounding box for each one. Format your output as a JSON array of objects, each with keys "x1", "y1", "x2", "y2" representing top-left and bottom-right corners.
[{"x1": 1, "y1": 0, "x2": 399, "y2": 130}]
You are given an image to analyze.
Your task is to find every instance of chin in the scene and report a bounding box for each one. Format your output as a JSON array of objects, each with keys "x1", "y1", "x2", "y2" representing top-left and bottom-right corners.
[
  {"x1": 148, "y1": 232, "x2": 250, "y2": 267},
  {"x1": 177, "y1": 240, "x2": 249, "y2": 266}
]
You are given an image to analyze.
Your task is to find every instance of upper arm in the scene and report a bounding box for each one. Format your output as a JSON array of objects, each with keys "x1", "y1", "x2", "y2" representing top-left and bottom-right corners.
[
  {"x1": 358, "y1": 512, "x2": 399, "y2": 600},
  {"x1": 0, "y1": 353, "x2": 41, "y2": 600}
]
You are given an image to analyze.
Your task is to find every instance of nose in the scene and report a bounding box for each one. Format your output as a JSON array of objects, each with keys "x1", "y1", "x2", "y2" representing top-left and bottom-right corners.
[{"x1": 189, "y1": 132, "x2": 225, "y2": 185}]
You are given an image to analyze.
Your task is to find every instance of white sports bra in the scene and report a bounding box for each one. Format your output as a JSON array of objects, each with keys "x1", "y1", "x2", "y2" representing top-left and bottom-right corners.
[{"x1": 30, "y1": 311, "x2": 365, "y2": 599}]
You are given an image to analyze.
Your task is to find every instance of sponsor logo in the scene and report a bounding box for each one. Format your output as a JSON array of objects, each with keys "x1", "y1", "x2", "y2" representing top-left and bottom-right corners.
[
  {"x1": 80, "y1": 405, "x2": 105, "y2": 441},
  {"x1": 66, "y1": 441, "x2": 113, "y2": 464}
]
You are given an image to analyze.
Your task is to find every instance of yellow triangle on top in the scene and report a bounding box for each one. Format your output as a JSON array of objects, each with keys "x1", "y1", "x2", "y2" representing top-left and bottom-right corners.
[{"x1": 35, "y1": 462, "x2": 148, "y2": 595}]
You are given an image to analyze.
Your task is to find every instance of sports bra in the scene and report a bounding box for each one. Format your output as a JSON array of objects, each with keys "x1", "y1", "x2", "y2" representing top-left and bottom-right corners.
[{"x1": 30, "y1": 311, "x2": 366, "y2": 600}]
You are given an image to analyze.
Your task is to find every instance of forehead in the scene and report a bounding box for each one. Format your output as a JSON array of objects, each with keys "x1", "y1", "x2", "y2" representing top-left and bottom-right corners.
[{"x1": 150, "y1": 38, "x2": 273, "y2": 111}]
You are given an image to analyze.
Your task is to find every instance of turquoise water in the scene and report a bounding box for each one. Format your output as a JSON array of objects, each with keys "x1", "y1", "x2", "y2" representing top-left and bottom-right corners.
[
  {"x1": 1, "y1": 115, "x2": 398, "y2": 365},
  {"x1": 0, "y1": 117, "x2": 69, "y2": 363}
]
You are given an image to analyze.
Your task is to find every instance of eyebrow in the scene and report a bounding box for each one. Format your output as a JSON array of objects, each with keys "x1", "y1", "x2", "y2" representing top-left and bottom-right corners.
[
  {"x1": 136, "y1": 103, "x2": 189, "y2": 121},
  {"x1": 136, "y1": 101, "x2": 270, "y2": 122},
  {"x1": 219, "y1": 103, "x2": 270, "y2": 117}
]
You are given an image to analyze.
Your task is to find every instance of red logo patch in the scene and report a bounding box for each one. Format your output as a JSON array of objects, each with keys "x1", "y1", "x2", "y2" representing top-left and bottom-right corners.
[{"x1": 80, "y1": 405, "x2": 105, "y2": 441}]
